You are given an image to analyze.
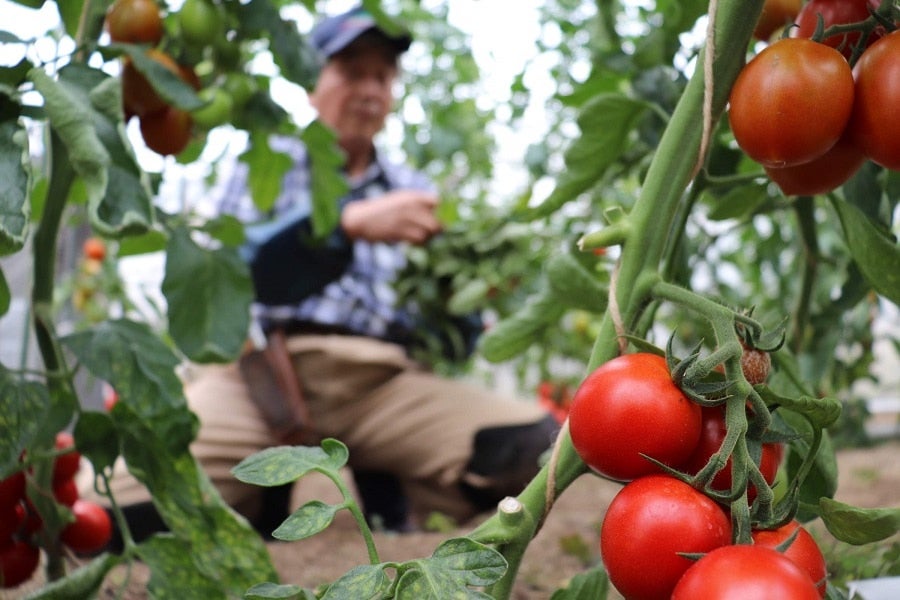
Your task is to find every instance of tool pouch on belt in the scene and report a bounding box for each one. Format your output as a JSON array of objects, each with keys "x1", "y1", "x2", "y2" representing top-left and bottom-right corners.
[{"x1": 238, "y1": 328, "x2": 317, "y2": 445}]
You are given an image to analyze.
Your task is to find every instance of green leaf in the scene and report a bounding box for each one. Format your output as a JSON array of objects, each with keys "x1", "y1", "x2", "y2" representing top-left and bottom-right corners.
[
  {"x1": 819, "y1": 498, "x2": 900, "y2": 545},
  {"x1": 0, "y1": 269, "x2": 8, "y2": 317},
  {"x1": 536, "y1": 94, "x2": 649, "y2": 216},
  {"x1": 0, "y1": 366, "x2": 50, "y2": 478},
  {"x1": 138, "y1": 535, "x2": 228, "y2": 599},
  {"x1": 72, "y1": 411, "x2": 119, "y2": 474},
  {"x1": 447, "y1": 279, "x2": 491, "y2": 315},
  {"x1": 162, "y1": 226, "x2": 253, "y2": 363},
  {"x1": 303, "y1": 121, "x2": 349, "y2": 238},
  {"x1": 545, "y1": 252, "x2": 609, "y2": 313},
  {"x1": 246, "y1": 582, "x2": 315, "y2": 600},
  {"x1": 119, "y1": 44, "x2": 204, "y2": 112},
  {"x1": 22, "y1": 553, "x2": 121, "y2": 600},
  {"x1": 704, "y1": 182, "x2": 770, "y2": 221},
  {"x1": 549, "y1": 565, "x2": 611, "y2": 599},
  {"x1": 56, "y1": 0, "x2": 88, "y2": 40},
  {"x1": 0, "y1": 103, "x2": 31, "y2": 256},
  {"x1": 273, "y1": 500, "x2": 341, "y2": 541},
  {"x1": 321, "y1": 565, "x2": 393, "y2": 600},
  {"x1": 241, "y1": 132, "x2": 293, "y2": 214},
  {"x1": 232, "y1": 439, "x2": 350, "y2": 487},
  {"x1": 479, "y1": 291, "x2": 565, "y2": 362},
  {"x1": 829, "y1": 195, "x2": 900, "y2": 305},
  {"x1": 394, "y1": 538, "x2": 507, "y2": 599}
]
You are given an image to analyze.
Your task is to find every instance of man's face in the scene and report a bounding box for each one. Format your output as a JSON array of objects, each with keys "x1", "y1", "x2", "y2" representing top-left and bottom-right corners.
[{"x1": 309, "y1": 40, "x2": 399, "y2": 149}]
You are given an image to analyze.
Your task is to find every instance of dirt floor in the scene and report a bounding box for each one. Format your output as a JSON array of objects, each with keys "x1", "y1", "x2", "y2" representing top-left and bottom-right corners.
[{"x1": 5, "y1": 439, "x2": 899, "y2": 600}]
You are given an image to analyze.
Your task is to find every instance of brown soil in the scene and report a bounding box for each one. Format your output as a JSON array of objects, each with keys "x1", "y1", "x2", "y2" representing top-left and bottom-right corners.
[{"x1": 5, "y1": 440, "x2": 899, "y2": 600}]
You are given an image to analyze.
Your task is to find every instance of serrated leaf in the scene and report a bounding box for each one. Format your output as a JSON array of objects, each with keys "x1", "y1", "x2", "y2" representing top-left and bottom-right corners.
[
  {"x1": 0, "y1": 366, "x2": 50, "y2": 478},
  {"x1": 394, "y1": 537, "x2": 506, "y2": 599},
  {"x1": 162, "y1": 226, "x2": 253, "y2": 363},
  {"x1": 273, "y1": 500, "x2": 341, "y2": 541},
  {"x1": 549, "y1": 565, "x2": 611, "y2": 599},
  {"x1": 246, "y1": 582, "x2": 315, "y2": 600},
  {"x1": 232, "y1": 439, "x2": 350, "y2": 487},
  {"x1": 830, "y1": 195, "x2": 900, "y2": 305},
  {"x1": 23, "y1": 553, "x2": 121, "y2": 600},
  {"x1": 0, "y1": 105, "x2": 31, "y2": 256},
  {"x1": 321, "y1": 564, "x2": 393, "y2": 600},
  {"x1": 819, "y1": 498, "x2": 900, "y2": 545}
]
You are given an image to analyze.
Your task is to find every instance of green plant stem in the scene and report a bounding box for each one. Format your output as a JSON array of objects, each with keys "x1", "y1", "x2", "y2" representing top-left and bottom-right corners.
[
  {"x1": 328, "y1": 472, "x2": 381, "y2": 565},
  {"x1": 791, "y1": 196, "x2": 818, "y2": 353}
]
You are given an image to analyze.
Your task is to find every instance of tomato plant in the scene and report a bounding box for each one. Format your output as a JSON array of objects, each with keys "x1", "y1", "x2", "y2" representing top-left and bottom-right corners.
[
  {"x1": 792, "y1": 0, "x2": 883, "y2": 58},
  {"x1": 765, "y1": 132, "x2": 867, "y2": 196},
  {"x1": 139, "y1": 105, "x2": 193, "y2": 156},
  {"x1": 728, "y1": 38, "x2": 854, "y2": 168},
  {"x1": 568, "y1": 353, "x2": 701, "y2": 481},
  {"x1": 191, "y1": 87, "x2": 234, "y2": 130},
  {"x1": 105, "y1": 0, "x2": 164, "y2": 46},
  {"x1": 600, "y1": 474, "x2": 732, "y2": 599},
  {"x1": 179, "y1": 0, "x2": 223, "y2": 47},
  {"x1": 52, "y1": 431, "x2": 81, "y2": 484},
  {"x1": 752, "y1": 520, "x2": 828, "y2": 597},
  {"x1": 120, "y1": 48, "x2": 182, "y2": 118},
  {"x1": 671, "y1": 544, "x2": 821, "y2": 599},
  {"x1": 754, "y1": 0, "x2": 802, "y2": 41},
  {"x1": 0, "y1": 540, "x2": 40, "y2": 589},
  {"x1": 847, "y1": 29, "x2": 900, "y2": 170},
  {"x1": 59, "y1": 500, "x2": 113, "y2": 555}
]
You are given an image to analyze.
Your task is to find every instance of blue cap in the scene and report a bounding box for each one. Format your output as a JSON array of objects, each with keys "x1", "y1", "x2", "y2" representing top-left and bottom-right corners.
[{"x1": 310, "y1": 6, "x2": 412, "y2": 58}]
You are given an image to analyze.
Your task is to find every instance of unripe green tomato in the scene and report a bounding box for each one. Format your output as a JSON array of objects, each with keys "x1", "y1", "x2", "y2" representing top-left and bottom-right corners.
[
  {"x1": 179, "y1": 0, "x2": 222, "y2": 47},
  {"x1": 191, "y1": 87, "x2": 234, "y2": 130},
  {"x1": 222, "y1": 72, "x2": 257, "y2": 108},
  {"x1": 214, "y1": 37, "x2": 242, "y2": 71}
]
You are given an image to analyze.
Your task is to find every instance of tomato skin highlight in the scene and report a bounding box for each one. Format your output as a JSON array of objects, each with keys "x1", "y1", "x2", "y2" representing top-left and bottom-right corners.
[
  {"x1": 765, "y1": 131, "x2": 866, "y2": 196},
  {"x1": 601, "y1": 475, "x2": 732, "y2": 600},
  {"x1": 752, "y1": 520, "x2": 828, "y2": 598},
  {"x1": 847, "y1": 30, "x2": 900, "y2": 171},
  {"x1": 568, "y1": 353, "x2": 701, "y2": 481},
  {"x1": 672, "y1": 544, "x2": 821, "y2": 599},
  {"x1": 728, "y1": 38, "x2": 854, "y2": 168}
]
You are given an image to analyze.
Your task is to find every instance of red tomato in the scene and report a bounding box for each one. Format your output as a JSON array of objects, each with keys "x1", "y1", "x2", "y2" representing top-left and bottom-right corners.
[
  {"x1": 82, "y1": 237, "x2": 106, "y2": 261},
  {"x1": 728, "y1": 38, "x2": 854, "y2": 168},
  {"x1": 53, "y1": 432, "x2": 81, "y2": 484},
  {"x1": 754, "y1": 0, "x2": 803, "y2": 41},
  {"x1": 0, "y1": 503, "x2": 25, "y2": 541},
  {"x1": 568, "y1": 353, "x2": 701, "y2": 481},
  {"x1": 601, "y1": 475, "x2": 732, "y2": 600},
  {"x1": 105, "y1": 0, "x2": 164, "y2": 45},
  {"x1": 103, "y1": 384, "x2": 119, "y2": 411},
  {"x1": 121, "y1": 48, "x2": 181, "y2": 118},
  {"x1": 765, "y1": 131, "x2": 866, "y2": 196},
  {"x1": 0, "y1": 472, "x2": 26, "y2": 511},
  {"x1": 847, "y1": 30, "x2": 900, "y2": 171},
  {"x1": 53, "y1": 478, "x2": 80, "y2": 507},
  {"x1": 60, "y1": 500, "x2": 113, "y2": 555},
  {"x1": 679, "y1": 405, "x2": 784, "y2": 502},
  {"x1": 139, "y1": 106, "x2": 193, "y2": 156},
  {"x1": 753, "y1": 520, "x2": 828, "y2": 597},
  {"x1": 0, "y1": 540, "x2": 40, "y2": 589},
  {"x1": 793, "y1": 0, "x2": 883, "y2": 59},
  {"x1": 672, "y1": 544, "x2": 821, "y2": 599}
]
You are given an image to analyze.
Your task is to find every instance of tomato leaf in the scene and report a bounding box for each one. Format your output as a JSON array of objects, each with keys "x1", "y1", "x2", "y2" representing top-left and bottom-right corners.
[
  {"x1": 545, "y1": 252, "x2": 609, "y2": 313},
  {"x1": 246, "y1": 582, "x2": 316, "y2": 600},
  {"x1": 232, "y1": 439, "x2": 350, "y2": 487},
  {"x1": 394, "y1": 538, "x2": 507, "y2": 598},
  {"x1": 118, "y1": 44, "x2": 204, "y2": 112},
  {"x1": 302, "y1": 121, "x2": 350, "y2": 238},
  {"x1": 479, "y1": 290, "x2": 565, "y2": 362},
  {"x1": 162, "y1": 226, "x2": 253, "y2": 363},
  {"x1": 829, "y1": 195, "x2": 900, "y2": 305},
  {"x1": 703, "y1": 181, "x2": 770, "y2": 222},
  {"x1": 321, "y1": 564, "x2": 393, "y2": 600},
  {"x1": 0, "y1": 107, "x2": 31, "y2": 256},
  {"x1": 72, "y1": 411, "x2": 119, "y2": 474},
  {"x1": 818, "y1": 497, "x2": 900, "y2": 545},
  {"x1": 273, "y1": 500, "x2": 341, "y2": 541},
  {"x1": 549, "y1": 565, "x2": 611, "y2": 599},
  {"x1": 0, "y1": 366, "x2": 50, "y2": 478},
  {"x1": 23, "y1": 552, "x2": 121, "y2": 599},
  {"x1": 138, "y1": 535, "x2": 231, "y2": 599},
  {"x1": 240, "y1": 132, "x2": 293, "y2": 215},
  {"x1": 0, "y1": 268, "x2": 8, "y2": 317}
]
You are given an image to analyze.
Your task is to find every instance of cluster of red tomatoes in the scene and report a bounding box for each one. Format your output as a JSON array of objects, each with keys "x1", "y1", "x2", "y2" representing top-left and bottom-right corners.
[
  {"x1": 0, "y1": 433, "x2": 112, "y2": 589},
  {"x1": 732, "y1": 0, "x2": 899, "y2": 196},
  {"x1": 567, "y1": 352, "x2": 827, "y2": 599},
  {"x1": 537, "y1": 380, "x2": 573, "y2": 424},
  {"x1": 106, "y1": 0, "x2": 244, "y2": 156}
]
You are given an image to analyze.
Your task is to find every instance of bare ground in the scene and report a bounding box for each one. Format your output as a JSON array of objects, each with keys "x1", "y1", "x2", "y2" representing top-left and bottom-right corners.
[{"x1": 5, "y1": 440, "x2": 899, "y2": 599}]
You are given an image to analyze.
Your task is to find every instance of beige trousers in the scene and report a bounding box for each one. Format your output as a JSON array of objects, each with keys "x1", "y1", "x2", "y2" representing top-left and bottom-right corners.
[{"x1": 96, "y1": 334, "x2": 547, "y2": 524}]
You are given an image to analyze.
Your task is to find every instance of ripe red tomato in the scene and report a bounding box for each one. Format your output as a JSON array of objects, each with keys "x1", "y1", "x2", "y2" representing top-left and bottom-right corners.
[
  {"x1": 671, "y1": 544, "x2": 821, "y2": 599},
  {"x1": 60, "y1": 500, "x2": 113, "y2": 555},
  {"x1": 754, "y1": 0, "x2": 802, "y2": 41},
  {"x1": 679, "y1": 405, "x2": 784, "y2": 502},
  {"x1": 52, "y1": 431, "x2": 81, "y2": 484},
  {"x1": 601, "y1": 475, "x2": 732, "y2": 599},
  {"x1": 139, "y1": 106, "x2": 193, "y2": 156},
  {"x1": 728, "y1": 38, "x2": 854, "y2": 168},
  {"x1": 0, "y1": 503, "x2": 25, "y2": 541},
  {"x1": 121, "y1": 49, "x2": 181, "y2": 118},
  {"x1": 0, "y1": 472, "x2": 26, "y2": 511},
  {"x1": 0, "y1": 540, "x2": 40, "y2": 588},
  {"x1": 568, "y1": 353, "x2": 701, "y2": 481},
  {"x1": 793, "y1": 0, "x2": 883, "y2": 59},
  {"x1": 53, "y1": 478, "x2": 80, "y2": 507},
  {"x1": 82, "y1": 237, "x2": 106, "y2": 261},
  {"x1": 847, "y1": 30, "x2": 900, "y2": 171},
  {"x1": 765, "y1": 131, "x2": 866, "y2": 196},
  {"x1": 105, "y1": 0, "x2": 164, "y2": 45},
  {"x1": 752, "y1": 520, "x2": 828, "y2": 597}
]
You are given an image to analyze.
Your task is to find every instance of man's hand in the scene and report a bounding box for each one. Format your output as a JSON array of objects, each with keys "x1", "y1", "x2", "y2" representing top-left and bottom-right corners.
[{"x1": 341, "y1": 189, "x2": 443, "y2": 244}]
